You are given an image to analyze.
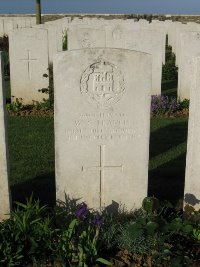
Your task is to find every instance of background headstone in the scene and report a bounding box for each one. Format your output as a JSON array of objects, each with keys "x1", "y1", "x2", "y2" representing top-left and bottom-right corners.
[
  {"x1": 34, "y1": 23, "x2": 63, "y2": 63},
  {"x1": 178, "y1": 31, "x2": 200, "y2": 100},
  {"x1": 68, "y1": 26, "x2": 106, "y2": 49},
  {"x1": 184, "y1": 56, "x2": 200, "y2": 211},
  {"x1": 106, "y1": 27, "x2": 162, "y2": 95},
  {"x1": 0, "y1": 52, "x2": 11, "y2": 220},
  {"x1": 54, "y1": 48, "x2": 151, "y2": 211},
  {"x1": 0, "y1": 18, "x2": 4, "y2": 37},
  {"x1": 9, "y1": 28, "x2": 49, "y2": 104}
]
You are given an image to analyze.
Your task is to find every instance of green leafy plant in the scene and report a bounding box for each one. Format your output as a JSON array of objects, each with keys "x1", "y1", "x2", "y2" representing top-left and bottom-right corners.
[
  {"x1": 56, "y1": 202, "x2": 111, "y2": 267},
  {"x1": 0, "y1": 196, "x2": 56, "y2": 266},
  {"x1": 162, "y1": 44, "x2": 178, "y2": 82},
  {"x1": 179, "y1": 98, "x2": 190, "y2": 109},
  {"x1": 37, "y1": 63, "x2": 54, "y2": 110},
  {"x1": 193, "y1": 227, "x2": 200, "y2": 243},
  {"x1": 6, "y1": 97, "x2": 24, "y2": 112},
  {"x1": 62, "y1": 30, "x2": 68, "y2": 51}
]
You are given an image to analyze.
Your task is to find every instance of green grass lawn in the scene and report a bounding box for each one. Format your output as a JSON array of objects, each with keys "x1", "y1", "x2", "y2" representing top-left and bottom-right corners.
[
  {"x1": 161, "y1": 80, "x2": 178, "y2": 98},
  {"x1": 7, "y1": 115, "x2": 188, "y2": 208},
  {"x1": 8, "y1": 116, "x2": 55, "y2": 206}
]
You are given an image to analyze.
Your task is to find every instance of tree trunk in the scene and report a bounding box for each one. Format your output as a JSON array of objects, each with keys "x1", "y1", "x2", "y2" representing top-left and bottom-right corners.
[{"x1": 36, "y1": 0, "x2": 42, "y2": 24}]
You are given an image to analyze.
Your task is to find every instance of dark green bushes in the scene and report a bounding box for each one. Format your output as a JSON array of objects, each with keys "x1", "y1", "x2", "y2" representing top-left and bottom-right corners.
[
  {"x1": 100, "y1": 197, "x2": 200, "y2": 267},
  {"x1": 162, "y1": 51, "x2": 178, "y2": 82},
  {"x1": 0, "y1": 197, "x2": 110, "y2": 267},
  {"x1": 0, "y1": 197, "x2": 199, "y2": 267},
  {"x1": 0, "y1": 36, "x2": 10, "y2": 78}
]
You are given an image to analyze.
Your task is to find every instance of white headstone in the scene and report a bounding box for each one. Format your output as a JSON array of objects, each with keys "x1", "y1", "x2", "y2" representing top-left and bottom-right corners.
[
  {"x1": 178, "y1": 31, "x2": 200, "y2": 100},
  {"x1": 3, "y1": 18, "x2": 14, "y2": 36},
  {"x1": 68, "y1": 26, "x2": 106, "y2": 50},
  {"x1": 141, "y1": 23, "x2": 166, "y2": 64},
  {"x1": 0, "y1": 18, "x2": 4, "y2": 37},
  {"x1": 9, "y1": 28, "x2": 49, "y2": 104},
  {"x1": 54, "y1": 48, "x2": 151, "y2": 211},
  {"x1": 106, "y1": 27, "x2": 163, "y2": 95},
  {"x1": 68, "y1": 25, "x2": 161, "y2": 95},
  {"x1": 34, "y1": 24, "x2": 63, "y2": 63},
  {"x1": 174, "y1": 23, "x2": 200, "y2": 66},
  {"x1": 184, "y1": 56, "x2": 200, "y2": 211},
  {"x1": 0, "y1": 52, "x2": 11, "y2": 220}
]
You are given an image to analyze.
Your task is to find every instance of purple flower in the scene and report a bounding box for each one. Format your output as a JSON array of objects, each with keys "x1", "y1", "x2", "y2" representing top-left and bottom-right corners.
[
  {"x1": 74, "y1": 202, "x2": 88, "y2": 219},
  {"x1": 151, "y1": 95, "x2": 180, "y2": 115},
  {"x1": 93, "y1": 213, "x2": 103, "y2": 227}
]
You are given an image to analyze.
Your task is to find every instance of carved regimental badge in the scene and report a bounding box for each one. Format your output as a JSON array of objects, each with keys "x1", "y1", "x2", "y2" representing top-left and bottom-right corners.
[{"x1": 80, "y1": 60, "x2": 125, "y2": 108}]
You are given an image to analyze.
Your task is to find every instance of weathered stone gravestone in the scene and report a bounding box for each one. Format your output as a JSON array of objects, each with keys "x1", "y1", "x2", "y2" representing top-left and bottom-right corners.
[
  {"x1": 68, "y1": 26, "x2": 106, "y2": 49},
  {"x1": 54, "y1": 48, "x2": 152, "y2": 211},
  {"x1": 0, "y1": 52, "x2": 11, "y2": 220},
  {"x1": 0, "y1": 18, "x2": 4, "y2": 37},
  {"x1": 3, "y1": 18, "x2": 14, "y2": 36},
  {"x1": 68, "y1": 25, "x2": 161, "y2": 95},
  {"x1": 34, "y1": 24, "x2": 63, "y2": 63},
  {"x1": 106, "y1": 27, "x2": 163, "y2": 95},
  {"x1": 184, "y1": 57, "x2": 200, "y2": 211},
  {"x1": 9, "y1": 28, "x2": 49, "y2": 104},
  {"x1": 178, "y1": 31, "x2": 200, "y2": 100}
]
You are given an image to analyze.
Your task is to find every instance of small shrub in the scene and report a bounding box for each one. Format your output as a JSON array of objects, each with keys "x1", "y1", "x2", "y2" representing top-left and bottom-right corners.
[
  {"x1": 6, "y1": 97, "x2": 24, "y2": 112},
  {"x1": 0, "y1": 196, "x2": 56, "y2": 266},
  {"x1": 179, "y1": 98, "x2": 190, "y2": 109},
  {"x1": 0, "y1": 36, "x2": 10, "y2": 78},
  {"x1": 62, "y1": 30, "x2": 68, "y2": 51},
  {"x1": 162, "y1": 44, "x2": 178, "y2": 82},
  {"x1": 37, "y1": 63, "x2": 54, "y2": 110},
  {"x1": 0, "y1": 198, "x2": 111, "y2": 267}
]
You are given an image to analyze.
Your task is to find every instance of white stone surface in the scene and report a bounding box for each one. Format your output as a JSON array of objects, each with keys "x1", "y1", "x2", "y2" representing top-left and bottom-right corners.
[
  {"x1": 174, "y1": 23, "x2": 200, "y2": 66},
  {"x1": 143, "y1": 21, "x2": 167, "y2": 64},
  {"x1": 168, "y1": 21, "x2": 182, "y2": 54},
  {"x1": 54, "y1": 48, "x2": 151, "y2": 211},
  {"x1": 68, "y1": 26, "x2": 106, "y2": 50},
  {"x1": 68, "y1": 24, "x2": 161, "y2": 94},
  {"x1": 178, "y1": 32, "x2": 200, "y2": 100},
  {"x1": 9, "y1": 28, "x2": 49, "y2": 104},
  {"x1": 0, "y1": 52, "x2": 11, "y2": 220},
  {"x1": 0, "y1": 18, "x2": 4, "y2": 37},
  {"x1": 3, "y1": 18, "x2": 14, "y2": 35},
  {"x1": 106, "y1": 27, "x2": 162, "y2": 95},
  {"x1": 184, "y1": 56, "x2": 200, "y2": 211},
  {"x1": 34, "y1": 24, "x2": 63, "y2": 63}
]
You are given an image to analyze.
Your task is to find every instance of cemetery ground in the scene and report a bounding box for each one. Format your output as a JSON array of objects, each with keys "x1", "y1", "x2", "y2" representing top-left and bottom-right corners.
[
  {"x1": 2, "y1": 82, "x2": 199, "y2": 267},
  {"x1": 8, "y1": 115, "x2": 188, "y2": 208},
  {"x1": 0, "y1": 38, "x2": 199, "y2": 266}
]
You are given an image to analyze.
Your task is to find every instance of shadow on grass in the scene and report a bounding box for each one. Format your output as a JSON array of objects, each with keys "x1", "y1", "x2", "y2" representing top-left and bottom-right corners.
[
  {"x1": 150, "y1": 120, "x2": 188, "y2": 159},
  {"x1": 161, "y1": 80, "x2": 177, "y2": 98},
  {"x1": 11, "y1": 172, "x2": 56, "y2": 208},
  {"x1": 148, "y1": 153, "x2": 186, "y2": 206},
  {"x1": 148, "y1": 119, "x2": 188, "y2": 206}
]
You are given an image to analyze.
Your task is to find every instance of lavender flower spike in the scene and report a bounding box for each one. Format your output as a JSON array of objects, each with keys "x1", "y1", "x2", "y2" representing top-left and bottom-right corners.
[{"x1": 74, "y1": 202, "x2": 88, "y2": 219}]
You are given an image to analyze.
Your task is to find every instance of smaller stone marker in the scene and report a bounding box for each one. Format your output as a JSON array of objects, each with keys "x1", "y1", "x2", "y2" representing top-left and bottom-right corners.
[
  {"x1": 178, "y1": 31, "x2": 200, "y2": 100},
  {"x1": 0, "y1": 52, "x2": 11, "y2": 220},
  {"x1": 0, "y1": 18, "x2": 4, "y2": 37},
  {"x1": 34, "y1": 23, "x2": 63, "y2": 63},
  {"x1": 68, "y1": 26, "x2": 106, "y2": 50},
  {"x1": 9, "y1": 28, "x2": 49, "y2": 104},
  {"x1": 54, "y1": 48, "x2": 152, "y2": 211},
  {"x1": 184, "y1": 57, "x2": 200, "y2": 211}
]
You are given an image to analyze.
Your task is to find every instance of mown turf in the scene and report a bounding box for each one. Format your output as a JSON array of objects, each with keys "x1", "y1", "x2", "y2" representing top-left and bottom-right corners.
[
  {"x1": 7, "y1": 115, "x2": 188, "y2": 208},
  {"x1": 149, "y1": 117, "x2": 188, "y2": 206},
  {"x1": 7, "y1": 116, "x2": 55, "y2": 206}
]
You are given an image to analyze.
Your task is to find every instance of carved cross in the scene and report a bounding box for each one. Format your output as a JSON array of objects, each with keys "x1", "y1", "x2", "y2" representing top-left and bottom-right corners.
[
  {"x1": 20, "y1": 50, "x2": 37, "y2": 80},
  {"x1": 82, "y1": 145, "x2": 123, "y2": 208}
]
